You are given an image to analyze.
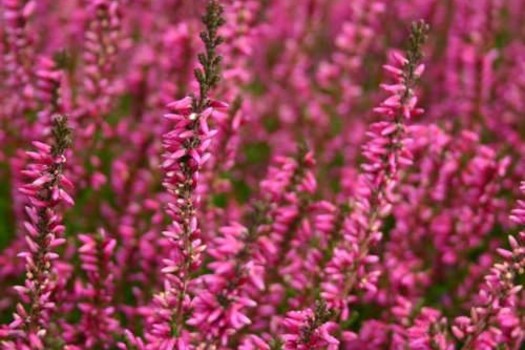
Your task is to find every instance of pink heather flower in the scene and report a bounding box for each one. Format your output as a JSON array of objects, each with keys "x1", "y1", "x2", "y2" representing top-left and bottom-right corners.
[
  {"x1": 0, "y1": 238, "x2": 26, "y2": 313},
  {"x1": 206, "y1": 96, "x2": 244, "y2": 178},
  {"x1": 189, "y1": 149, "x2": 316, "y2": 343},
  {"x1": 3, "y1": 115, "x2": 72, "y2": 349},
  {"x1": 79, "y1": 0, "x2": 122, "y2": 119},
  {"x1": 452, "y1": 182, "x2": 525, "y2": 349},
  {"x1": 117, "y1": 329, "x2": 146, "y2": 350},
  {"x1": 145, "y1": 96, "x2": 226, "y2": 349},
  {"x1": 279, "y1": 216, "x2": 320, "y2": 293},
  {"x1": 322, "y1": 22, "x2": 428, "y2": 320},
  {"x1": 66, "y1": 229, "x2": 119, "y2": 349},
  {"x1": 260, "y1": 149, "x2": 316, "y2": 202},
  {"x1": 34, "y1": 56, "x2": 62, "y2": 125},
  {"x1": 65, "y1": 0, "x2": 123, "y2": 202},
  {"x1": 378, "y1": 125, "x2": 509, "y2": 308},
  {"x1": 270, "y1": 151, "x2": 319, "y2": 301},
  {"x1": 187, "y1": 222, "x2": 261, "y2": 345},
  {"x1": 260, "y1": 147, "x2": 317, "y2": 261},
  {"x1": 403, "y1": 307, "x2": 454, "y2": 350},
  {"x1": 246, "y1": 147, "x2": 318, "y2": 325},
  {"x1": 2, "y1": 0, "x2": 36, "y2": 101},
  {"x1": 292, "y1": 200, "x2": 346, "y2": 305},
  {"x1": 186, "y1": 288, "x2": 256, "y2": 343},
  {"x1": 207, "y1": 0, "x2": 258, "y2": 172},
  {"x1": 238, "y1": 335, "x2": 270, "y2": 350},
  {"x1": 145, "y1": 3, "x2": 228, "y2": 347},
  {"x1": 343, "y1": 319, "x2": 391, "y2": 350},
  {"x1": 280, "y1": 301, "x2": 339, "y2": 350},
  {"x1": 388, "y1": 298, "x2": 453, "y2": 349}
]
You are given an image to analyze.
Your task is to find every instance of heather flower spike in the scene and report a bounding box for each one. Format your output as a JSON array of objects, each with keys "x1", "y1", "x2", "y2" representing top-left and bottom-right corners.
[
  {"x1": 281, "y1": 300, "x2": 338, "y2": 350},
  {"x1": 3, "y1": 115, "x2": 72, "y2": 349},
  {"x1": 144, "y1": 1, "x2": 227, "y2": 348},
  {"x1": 322, "y1": 20, "x2": 429, "y2": 322},
  {"x1": 73, "y1": 228, "x2": 119, "y2": 348},
  {"x1": 193, "y1": 0, "x2": 226, "y2": 112},
  {"x1": 453, "y1": 183, "x2": 525, "y2": 349}
]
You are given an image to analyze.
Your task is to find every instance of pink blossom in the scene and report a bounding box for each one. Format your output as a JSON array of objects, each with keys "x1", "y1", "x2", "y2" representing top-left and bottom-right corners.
[
  {"x1": 280, "y1": 302, "x2": 339, "y2": 350},
  {"x1": 3, "y1": 115, "x2": 72, "y2": 349}
]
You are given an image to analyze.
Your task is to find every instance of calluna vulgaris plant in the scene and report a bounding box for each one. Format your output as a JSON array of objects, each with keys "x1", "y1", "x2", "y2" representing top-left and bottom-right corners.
[{"x1": 1, "y1": 1, "x2": 525, "y2": 349}]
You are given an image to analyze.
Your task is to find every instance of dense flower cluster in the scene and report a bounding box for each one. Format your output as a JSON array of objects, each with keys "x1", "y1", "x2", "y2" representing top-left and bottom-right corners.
[
  {"x1": 1, "y1": 1, "x2": 525, "y2": 349},
  {"x1": 2, "y1": 115, "x2": 72, "y2": 349}
]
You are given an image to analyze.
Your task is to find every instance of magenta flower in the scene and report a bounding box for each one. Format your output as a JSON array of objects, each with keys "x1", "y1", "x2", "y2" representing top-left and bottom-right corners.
[
  {"x1": 79, "y1": 0, "x2": 122, "y2": 119},
  {"x1": 452, "y1": 183, "x2": 525, "y2": 349},
  {"x1": 66, "y1": 229, "x2": 119, "y2": 349},
  {"x1": 322, "y1": 21, "x2": 429, "y2": 320},
  {"x1": 144, "y1": 2, "x2": 228, "y2": 348},
  {"x1": 2, "y1": 0, "x2": 35, "y2": 103},
  {"x1": 3, "y1": 115, "x2": 72, "y2": 349},
  {"x1": 144, "y1": 96, "x2": 227, "y2": 349},
  {"x1": 280, "y1": 301, "x2": 339, "y2": 350}
]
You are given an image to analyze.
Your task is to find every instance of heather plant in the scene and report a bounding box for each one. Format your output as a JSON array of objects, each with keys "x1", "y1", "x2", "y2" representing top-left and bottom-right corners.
[{"x1": 0, "y1": 1, "x2": 524, "y2": 350}]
